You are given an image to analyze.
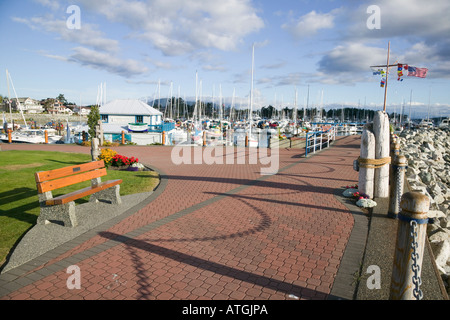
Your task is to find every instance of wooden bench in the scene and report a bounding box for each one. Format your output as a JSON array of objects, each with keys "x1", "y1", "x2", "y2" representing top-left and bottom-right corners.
[{"x1": 35, "y1": 160, "x2": 122, "y2": 227}]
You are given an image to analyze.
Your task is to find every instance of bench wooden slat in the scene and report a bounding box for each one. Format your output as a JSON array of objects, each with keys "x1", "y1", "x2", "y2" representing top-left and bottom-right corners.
[
  {"x1": 37, "y1": 168, "x2": 107, "y2": 193},
  {"x1": 45, "y1": 179, "x2": 123, "y2": 205},
  {"x1": 35, "y1": 160, "x2": 105, "y2": 182}
]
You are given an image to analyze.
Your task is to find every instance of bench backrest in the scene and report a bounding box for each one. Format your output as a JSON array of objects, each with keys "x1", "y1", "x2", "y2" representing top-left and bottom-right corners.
[{"x1": 35, "y1": 160, "x2": 107, "y2": 194}]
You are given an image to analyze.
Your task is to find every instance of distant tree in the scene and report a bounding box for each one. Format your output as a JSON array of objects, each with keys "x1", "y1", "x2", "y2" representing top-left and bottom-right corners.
[
  {"x1": 56, "y1": 94, "x2": 68, "y2": 105},
  {"x1": 261, "y1": 105, "x2": 275, "y2": 118},
  {"x1": 42, "y1": 98, "x2": 56, "y2": 113}
]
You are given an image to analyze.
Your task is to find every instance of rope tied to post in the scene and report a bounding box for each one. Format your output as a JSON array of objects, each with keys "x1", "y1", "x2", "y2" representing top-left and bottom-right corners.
[{"x1": 357, "y1": 156, "x2": 391, "y2": 169}]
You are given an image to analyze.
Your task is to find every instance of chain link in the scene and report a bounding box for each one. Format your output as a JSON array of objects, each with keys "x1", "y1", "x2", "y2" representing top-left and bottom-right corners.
[
  {"x1": 410, "y1": 220, "x2": 423, "y2": 300},
  {"x1": 395, "y1": 166, "x2": 404, "y2": 212}
]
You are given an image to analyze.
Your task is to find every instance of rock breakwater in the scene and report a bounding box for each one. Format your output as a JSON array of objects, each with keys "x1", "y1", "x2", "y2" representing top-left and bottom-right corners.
[{"x1": 398, "y1": 127, "x2": 450, "y2": 294}]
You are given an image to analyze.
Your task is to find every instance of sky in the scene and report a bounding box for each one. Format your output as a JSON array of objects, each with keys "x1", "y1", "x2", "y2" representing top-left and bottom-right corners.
[{"x1": 1, "y1": 0, "x2": 450, "y2": 119}]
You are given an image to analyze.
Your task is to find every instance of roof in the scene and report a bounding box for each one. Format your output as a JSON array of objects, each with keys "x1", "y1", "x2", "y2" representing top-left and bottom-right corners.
[{"x1": 100, "y1": 99, "x2": 163, "y2": 116}]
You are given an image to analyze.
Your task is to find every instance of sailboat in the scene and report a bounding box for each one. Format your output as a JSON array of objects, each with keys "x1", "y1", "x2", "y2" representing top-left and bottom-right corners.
[
  {"x1": 245, "y1": 44, "x2": 259, "y2": 147},
  {"x1": 190, "y1": 71, "x2": 204, "y2": 145},
  {"x1": 1, "y1": 70, "x2": 62, "y2": 144}
]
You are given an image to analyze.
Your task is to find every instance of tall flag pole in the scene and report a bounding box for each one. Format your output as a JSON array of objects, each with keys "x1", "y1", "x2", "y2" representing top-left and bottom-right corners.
[
  {"x1": 383, "y1": 42, "x2": 390, "y2": 113},
  {"x1": 370, "y1": 42, "x2": 427, "y2": 114}
]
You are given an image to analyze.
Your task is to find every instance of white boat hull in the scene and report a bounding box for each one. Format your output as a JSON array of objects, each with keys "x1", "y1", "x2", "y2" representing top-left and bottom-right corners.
[
  {"x1": 128, "y1": 123, "x2": 148, "y2": 132},
  {"x1": 0, "y1": 130, "x2": 62, "y2": 144}
]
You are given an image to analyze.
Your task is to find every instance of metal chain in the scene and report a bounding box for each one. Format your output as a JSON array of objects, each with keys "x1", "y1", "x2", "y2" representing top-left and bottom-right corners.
[
  {"x1": 395, "y1": 166, "x2": 404, "y2": 213},
  {"x1": 410, "y1": 220, "x2": 423, "y2": 300}
]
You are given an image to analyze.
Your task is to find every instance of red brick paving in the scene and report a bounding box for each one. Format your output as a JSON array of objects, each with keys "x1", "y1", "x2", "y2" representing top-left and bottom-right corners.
[{"x1": 0, "y1": 135, "x2": 360, "y2": 300}]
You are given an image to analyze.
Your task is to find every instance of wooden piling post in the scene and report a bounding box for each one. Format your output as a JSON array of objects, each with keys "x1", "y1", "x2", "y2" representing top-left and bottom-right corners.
[
  {"x1": 44, "y1": 130, "x2": 48, "y2": 144},
  {"x1": 8, "y1": 129, "x2": 12, "y2": 143},
  {"x1": 203, "y1": 131, "x2": 206, "y2": 147},
  {"x1": 388, "y1": 155, "x2": 407, "y2": 218},
  {"x1": 121, "y1": 131, "x2": 125, "y2": 144},
  {"x1": 358, "y1": 125, "x2": 376, "y2": 199},
  {"x1": 162, "y1": 131, "x2": 165, "y2": 145},
  {"x1": 389, "y1": 191, "x2": 429, "y2": 300},
  {"x1": 389, "y1": 136, "x2": 400, "y2": 185},
  {"x1": 245, "y1": 133, "x2": 248, "y2": 148},
  {"x1": 373, "y1": 111, "x2": 390, "y2": 198}
]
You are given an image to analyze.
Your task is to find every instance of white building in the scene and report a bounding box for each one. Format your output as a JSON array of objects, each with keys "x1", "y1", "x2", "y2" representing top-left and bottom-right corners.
[
  {"x1": 73, "y1": 106, "x2": 91, "y2": 116},
  {"x1": 99, "y1": 99, "x2": 163, "y2": 127},
  {"x1": 48, "y1": 100, "x2": 73, "y2": 115},
  {"x1": 74, "y1": 99, "x2": 176, "y2": 145},
  {"x1": 11, "y1": 97, "x2": 44, "y2": 114}
]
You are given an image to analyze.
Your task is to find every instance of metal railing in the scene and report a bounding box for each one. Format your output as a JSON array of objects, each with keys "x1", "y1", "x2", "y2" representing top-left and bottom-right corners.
[
  {"x1": 305, "y1": 126, "x2": 336, "y2": 157},
  {"x1": 148, "y1": 122, "x2": 175, "y2": 133}
]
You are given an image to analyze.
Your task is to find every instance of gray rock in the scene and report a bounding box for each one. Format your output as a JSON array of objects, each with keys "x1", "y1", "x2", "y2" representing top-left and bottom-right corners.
[
  {"x1": 429, "y1": 229, "x2": 450, "y2": 243},
  {"x1": 435, "y1": 194, "x2": 446, "y2": 205},
  {"x1": 419, "y1": 171, "x2": 433, "y2": 184},
  {"x1": 430, "y1": 240, "x2": 450, "y2": 273}
]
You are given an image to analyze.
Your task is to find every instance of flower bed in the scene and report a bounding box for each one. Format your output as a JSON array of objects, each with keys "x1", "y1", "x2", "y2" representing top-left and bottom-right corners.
[{"x1": 97, "y1": 148, "x2": 146, "y2": 171}]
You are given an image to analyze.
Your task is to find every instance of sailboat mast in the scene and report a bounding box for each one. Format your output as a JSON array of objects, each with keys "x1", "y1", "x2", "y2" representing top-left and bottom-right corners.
[
  {"x1": 409, "y1": 90, "x2": 412, "y2": 126},
  {"x1": 306, "y1": 84, "x2": 310, "y2": 121},
  {"x1": 294, "y1": 87, "x2": 298, "y2": 134},
  {"x1": 219, "y1": 84, "x2": 223, "y2": 129},
  {"x1": 6, "y1": 69, "x2": 12, "y2": 125},
  {"x1": 194, "y1": 71, "x2": 198, "y2": 126},
  {"x1": 7, "y1": 71, "x2": 28, "y2": 129},
  {"x1": 383, "y1": 41, "x2": 390, "y2": 113},
  {"x1": 158, "y1": 79, "x2": 161, "y2": 111},
  {"x1": 249, "y1": 44, "x2": 255, "y2": 137}
]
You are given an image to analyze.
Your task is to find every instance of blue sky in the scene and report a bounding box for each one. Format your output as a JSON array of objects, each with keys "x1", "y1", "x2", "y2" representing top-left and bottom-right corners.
[{"x1": 1, "y1": 0, "x2": 449, "y2": 119}]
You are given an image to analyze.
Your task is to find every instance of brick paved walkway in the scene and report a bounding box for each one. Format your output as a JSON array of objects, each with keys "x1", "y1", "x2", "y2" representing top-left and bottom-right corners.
[{"x1": 0, "y1": 135, "x2": 362, "y2": 300}]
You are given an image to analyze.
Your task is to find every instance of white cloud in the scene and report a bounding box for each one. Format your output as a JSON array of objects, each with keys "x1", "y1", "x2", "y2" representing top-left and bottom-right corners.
[
  {"x1": 338, "y1": 0, "x2": 450, "y2": 81},
  {"x1": 260, "y1": 61, "x2": 287, "y2": 70},
  {"x1": 202, "y1": 64, "x2": 227, "y2": 72},
  {"x1": 33, "y1": 0, "x2": 60, "y2": 11},
  {"x1": 68, "y1": 47, "x2": 149, "y2": 77},
  {"x1": 282, "y1": 10, "x2": 337, "y2": 39},
  {"x1": 318, "y1": 43, "x2": 387, "y2": 73},
  {"x1": 12, "y1": 16, "x2": 119, "y2": 52},
  {"x1": 77, "y1": 0, "x2": 264, "y2": 56},
  {"x1": 349, "y1": 0, "x2": 450, "y2": 41}
]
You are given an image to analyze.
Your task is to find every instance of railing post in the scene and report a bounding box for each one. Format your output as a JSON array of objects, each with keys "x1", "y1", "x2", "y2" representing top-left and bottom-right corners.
[
  {"x1": 305, "y1": 132, "x2": 309, "y2": 157},
  {"x1": 313, "y1": 134, "x2": 316, "y2": 153},
  {"x1": 389, "y1": 191, "x2": 429, "y2": 300},
  {"x1": 320, "y1": 132, "x2": 323, "y2": 150},
  {"x1": 388, "y1": 154, "x2": 407, "y2": 219}
]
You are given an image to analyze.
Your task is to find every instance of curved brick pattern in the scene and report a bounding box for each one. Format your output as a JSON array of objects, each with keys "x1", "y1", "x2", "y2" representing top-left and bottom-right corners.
[{"x1": 0, "y1": 136, "x2": 361, "y2": 300}]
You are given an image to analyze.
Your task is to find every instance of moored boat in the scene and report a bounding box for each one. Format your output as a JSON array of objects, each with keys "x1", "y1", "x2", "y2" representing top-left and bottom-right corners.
[{"x1": 128, "y1": 123, "x2": 148, "y2": 132}]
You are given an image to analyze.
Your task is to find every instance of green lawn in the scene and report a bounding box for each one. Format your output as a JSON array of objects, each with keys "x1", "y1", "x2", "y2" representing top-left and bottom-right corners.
[{"x1": 0, "y1": 150, "x2": 159, "y2": 267}]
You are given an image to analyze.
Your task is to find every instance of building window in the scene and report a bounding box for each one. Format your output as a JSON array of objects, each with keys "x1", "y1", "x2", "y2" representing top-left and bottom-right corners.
[
  {"x1": 136, "y1": 115, "x2": 144, "y2": 123},
  {"x1": 101, "y1": 115, "x2": 108, "y2": 123}
]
